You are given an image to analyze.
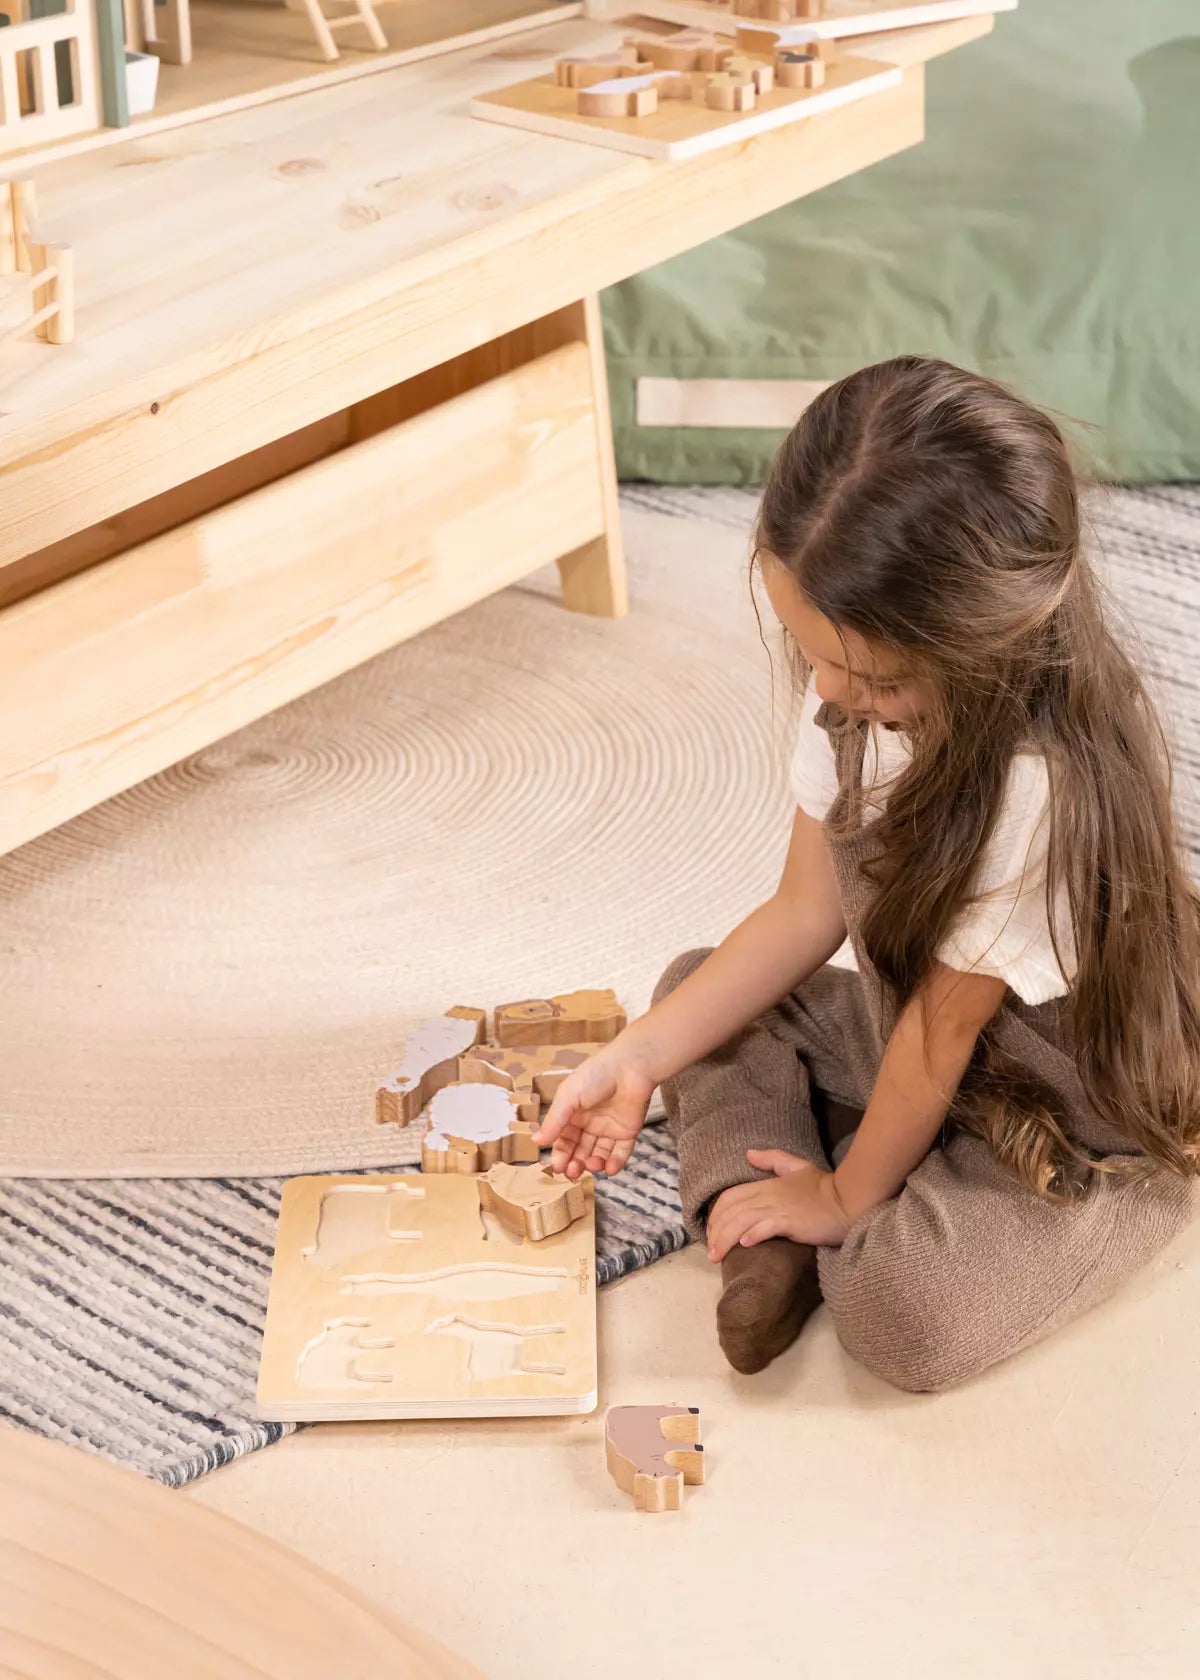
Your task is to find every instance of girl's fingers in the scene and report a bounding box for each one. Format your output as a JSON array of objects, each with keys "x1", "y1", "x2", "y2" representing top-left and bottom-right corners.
[
  {"x1": 536, "y1": 1081, "x2": 586, "y2": 1146},
  {"x1": 746, "y1": 1148, "x2": 808, "y2": 1177},
  {"x1": 707, "y1": 1206, "x2": 757, "y2": 1262},
  {"x1": 549, "y1": 1130, "x2": 585, "y2": 1175},
  {"x1": 738, "y1": 1218, "x2": 781, "y2": 1248},
  {"x1": 604, "y1": 1138, "x2": 635, "y2": 1175}
]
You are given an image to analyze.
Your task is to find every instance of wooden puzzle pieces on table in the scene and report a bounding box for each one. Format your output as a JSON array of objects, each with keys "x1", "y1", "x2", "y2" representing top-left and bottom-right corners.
[
  {"x1": 606, "y1": 1405, "x2": 705, "y2": 1512},
  {"x1": 257, "y1": 1172, "x2": 597, "y2": 1420},
  {"x1": 478, "y1": 1161, "x2": 590, "y2": 1243},
  {"x1": 471, "y1": 25, "x2": 900, "y2": 160}
]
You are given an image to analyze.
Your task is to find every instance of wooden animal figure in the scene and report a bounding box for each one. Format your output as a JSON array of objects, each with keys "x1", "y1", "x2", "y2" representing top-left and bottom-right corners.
[
  {"x1": 477, "y1": 1162, "x2": 590, "y2": 1242},
  {"x1": 458, "y1": 1042, "x2": 597, "y2": 1126},
  {"x1": 624, "y1": 28, "x2": 731, "y2": 73},
  {"x1": 751, "y1": 0, "x2": 820, "y2": 18},
  {"x1": 554, "y1": 47, "x2": 646, "y2": 90},
  {"x1": 723, "y1": 54, "x2": 775, "y2": 94},
  {"x1": 775, "y1": 49, "x2": 825, "y2": 88},
  {"x1": 734, "y1": 20, "x2": 831, "y2": 57},
  {"x1": 703, "y1": 71, "x2": 756, "y2": 112},
  {"x1": 577, "y1": 69, "x2": 688, "y2": 119},
  {"x1": 375, "y1": 1007, "x2": 487, "y2": 1127},
  {"x1": 494, "y1": 989, "x2": 626, "y2": 1048},
  {"x1": 421, "y1": 1081, "x2": 534, "y2": 1174},
  {"x1": 606, "y1": 1406, "x2": 705, "y2": 1512}
]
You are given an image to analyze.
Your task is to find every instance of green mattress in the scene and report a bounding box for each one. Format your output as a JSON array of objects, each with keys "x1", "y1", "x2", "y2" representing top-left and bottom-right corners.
[{"x1": 603, "y1": 2, "x2": 1199, "y2": 484}]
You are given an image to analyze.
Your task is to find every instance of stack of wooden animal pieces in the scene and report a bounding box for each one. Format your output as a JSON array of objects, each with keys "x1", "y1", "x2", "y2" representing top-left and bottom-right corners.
[
  {"x1": 470, "y1": 22, "x2": 901, "y2": 161},
  {"x1": 375, "y1": 988, "x2": 626, "y2": 1175},
  {"x1": 555, "y1": 25, "x2": 834, "y2": 120}
]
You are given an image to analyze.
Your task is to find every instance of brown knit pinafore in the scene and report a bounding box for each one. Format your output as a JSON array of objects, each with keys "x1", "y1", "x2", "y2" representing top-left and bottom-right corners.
[{"x1": 656, "y1": 704, "x2": 1196, "y2": 1391}]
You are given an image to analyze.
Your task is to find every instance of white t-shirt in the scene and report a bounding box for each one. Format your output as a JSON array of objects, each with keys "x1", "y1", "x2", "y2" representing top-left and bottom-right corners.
[{"x1": 789, "y1": 683, "x2": 1073, "y2": 1005}]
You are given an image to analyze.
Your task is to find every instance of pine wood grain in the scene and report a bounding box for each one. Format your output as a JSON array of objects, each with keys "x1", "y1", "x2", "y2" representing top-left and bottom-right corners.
[
  {"x1": 0, "y1": 341, "x2": 604, "y2": 854},
  {"x1": 0, "y1": 1425, "x2": 486, "y2": 1678},
  {"x1": 0, "y1": 11, "x2": 993, "y2": 564}
]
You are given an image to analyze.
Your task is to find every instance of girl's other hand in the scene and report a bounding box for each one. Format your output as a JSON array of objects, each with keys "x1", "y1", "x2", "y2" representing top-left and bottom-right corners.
[
  {"x1": 705, "y1": 1149, "x2": 852, "y2": 1260},
  {"x1": 534, "y1": 1047, "x2": 655, "y2": 1180}
]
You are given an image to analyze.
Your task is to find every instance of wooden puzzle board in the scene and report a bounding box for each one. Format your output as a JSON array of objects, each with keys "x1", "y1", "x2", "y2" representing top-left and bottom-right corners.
[
  {"x1": 257, "y1": 1173, "x2": 597, "y2": 1421},
  {"x1": 586, "y1": 0, "x2": 1014, "y2": 41},
  {"x1": 471, "y1": 50, "x2": 900, "y2": 159}
]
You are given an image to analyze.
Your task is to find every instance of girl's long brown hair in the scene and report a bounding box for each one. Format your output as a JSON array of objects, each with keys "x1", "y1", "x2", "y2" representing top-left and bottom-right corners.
[{"x1": 756, "y1": 356, "x2": 1200, "y2": 1199}]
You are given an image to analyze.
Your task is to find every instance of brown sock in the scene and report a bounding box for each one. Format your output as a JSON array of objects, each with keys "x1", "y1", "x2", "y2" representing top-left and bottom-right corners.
[{"x1": 716, "y1": 1238, "x2": 823, "y2": 1375}]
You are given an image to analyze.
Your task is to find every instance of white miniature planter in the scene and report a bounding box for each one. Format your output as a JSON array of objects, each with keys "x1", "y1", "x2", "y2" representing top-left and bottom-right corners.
[{"x1": 125, "y1": 50, "x2": 160, "y2": 117}]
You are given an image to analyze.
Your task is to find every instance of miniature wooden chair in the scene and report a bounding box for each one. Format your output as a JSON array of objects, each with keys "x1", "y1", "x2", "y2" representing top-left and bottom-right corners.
[
  {"x1": 290, "y1": 0, "x2": 387, "y2": 64},
  {"x1": 0, "y1": 180, "x2": 74, "y2": 346}
]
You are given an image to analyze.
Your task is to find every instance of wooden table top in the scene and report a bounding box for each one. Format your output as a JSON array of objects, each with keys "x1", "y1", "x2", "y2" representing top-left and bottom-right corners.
[
  {"x1": 0, "y1": 1424, "x2": 485, "y2": 1678},
  {"x1": 0, "y1": 11, "x2": 990, "y2": 563}
]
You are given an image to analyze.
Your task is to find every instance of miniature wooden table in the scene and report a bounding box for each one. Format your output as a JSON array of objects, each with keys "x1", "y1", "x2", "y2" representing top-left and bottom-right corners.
[{"x1": 0, "y1": 10, "x2": 991, "y2": 858}]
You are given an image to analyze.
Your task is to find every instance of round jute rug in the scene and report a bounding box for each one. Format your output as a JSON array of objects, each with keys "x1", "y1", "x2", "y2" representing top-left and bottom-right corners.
[{"x1": 1, "y1": 490, "x2": 791, "y2": 1177}]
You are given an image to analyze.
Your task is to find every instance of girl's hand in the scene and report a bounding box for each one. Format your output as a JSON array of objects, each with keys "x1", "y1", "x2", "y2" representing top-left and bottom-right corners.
[
  {"x1": 535, "y1": 1047, "x2": 656, "y2": 1179},
  {"x1": 705, "y1": 1149, "x2": 852, "y2": 1260}
]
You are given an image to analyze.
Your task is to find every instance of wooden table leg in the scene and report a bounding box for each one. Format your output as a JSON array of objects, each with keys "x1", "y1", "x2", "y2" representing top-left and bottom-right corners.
[{"x1": 556, "y1": 293, "x2": 628, "y2": 620}]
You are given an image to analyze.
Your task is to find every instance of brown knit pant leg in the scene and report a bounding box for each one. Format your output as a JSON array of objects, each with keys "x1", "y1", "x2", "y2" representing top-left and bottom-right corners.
[
  {"x1": 653, "y1": 949, "x2": 873, "y2": 1240},
  {"x1": 819, "y1": 1130, "x2": 1198, "y2": 1393}
]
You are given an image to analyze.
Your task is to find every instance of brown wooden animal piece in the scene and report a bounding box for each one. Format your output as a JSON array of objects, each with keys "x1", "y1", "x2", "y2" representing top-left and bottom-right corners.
[
  {"x1": 724, "y1": 53, "x2": 775, "y2": 92},
  {"x1": 421, "y1": 1081, "x2": 534, "y2": 1174},
  {"x1": 746, "y1": 0, "x2": 820, "y2": 17},
  {"x1": 554, "y1": 47, "x2": 645, "y2": 89},
  {"x1": 477, "y1": 1162, "x2": 591, "y2": 1242},
  {"x1": 577, "y1": 69, "x2": 688, "y2": 119},
  {"x1": 494, "y1": 989, "x2": 625, "y2": 1048},
  {"x1": 734, "y1": 20, "x2": 834, "y2": 56},
  {"x1": 606, "y1": 1405, "x2": 705, "y2": 1512},
  {"x1": 624, "y1": 28, "x2": 731, "y2": 72},
  {"x1": 775, "y1": 48, "x2": 826, "y2": 87},
  {"x1": 703, "y1": 70, "x2": 756, "y2": 111},
  {"x1": 375, "y1": 1007, "x2": 486, "y2": 1127},
  {"x1": 459, "y1": 1042, "x2": 597, "y2": 1126}
]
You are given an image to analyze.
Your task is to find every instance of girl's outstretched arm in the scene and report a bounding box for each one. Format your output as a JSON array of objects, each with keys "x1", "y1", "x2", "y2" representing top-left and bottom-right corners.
[{"x1": 537, "y1": 808, "x2": 847, "y2": 1178}]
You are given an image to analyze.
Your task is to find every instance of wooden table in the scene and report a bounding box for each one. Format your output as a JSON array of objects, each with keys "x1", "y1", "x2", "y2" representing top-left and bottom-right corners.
[
  {"x1": 0, "y1": 11, "x2": 991, "y2": 858},
  {"x1": 0, "y1": 1425, "x2": 485, "y2": 1677}
]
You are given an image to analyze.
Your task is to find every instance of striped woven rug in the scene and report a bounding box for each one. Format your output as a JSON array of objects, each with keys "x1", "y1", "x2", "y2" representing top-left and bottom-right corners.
[{"x1": 0, "y1": 1129, "x2": 686, "y2": 1486}]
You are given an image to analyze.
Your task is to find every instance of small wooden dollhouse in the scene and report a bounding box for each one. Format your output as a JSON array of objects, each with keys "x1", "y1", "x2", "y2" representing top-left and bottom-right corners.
[{"x1": 0, "y1": 0, "x2": 575, "y2": 164}]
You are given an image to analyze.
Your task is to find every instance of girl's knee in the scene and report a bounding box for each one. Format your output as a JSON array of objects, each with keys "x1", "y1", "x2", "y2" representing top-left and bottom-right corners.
[
  {"x1": 820, "y1": 1247, "x2": 983, "y2": 1394},
  {"x1": 652, "y1": 948, "x2": 713, "y2": 1008}
]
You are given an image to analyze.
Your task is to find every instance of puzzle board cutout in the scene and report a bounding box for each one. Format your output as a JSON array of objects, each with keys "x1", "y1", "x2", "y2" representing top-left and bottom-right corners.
[
  {"x1": 471, "y1": 39, "x2": 900, "y2": 159},
  {"x1": 257, "y1": 1173, "x2": 597, "y2": 1421},
  {"x1": 585, "y1": 0, "x2": 1015, "y2": 41}
]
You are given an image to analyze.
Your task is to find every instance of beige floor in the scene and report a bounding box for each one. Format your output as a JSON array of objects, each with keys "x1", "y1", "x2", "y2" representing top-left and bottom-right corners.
[{"x1": 191, "y1": 1232, "x2": 1200, "y2": 1679}]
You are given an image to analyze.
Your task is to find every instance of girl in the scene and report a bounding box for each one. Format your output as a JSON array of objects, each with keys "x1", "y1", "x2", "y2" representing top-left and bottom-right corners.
[{"x1": 537, "y1": 356, "x2": 1200, "y2": 1392}]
